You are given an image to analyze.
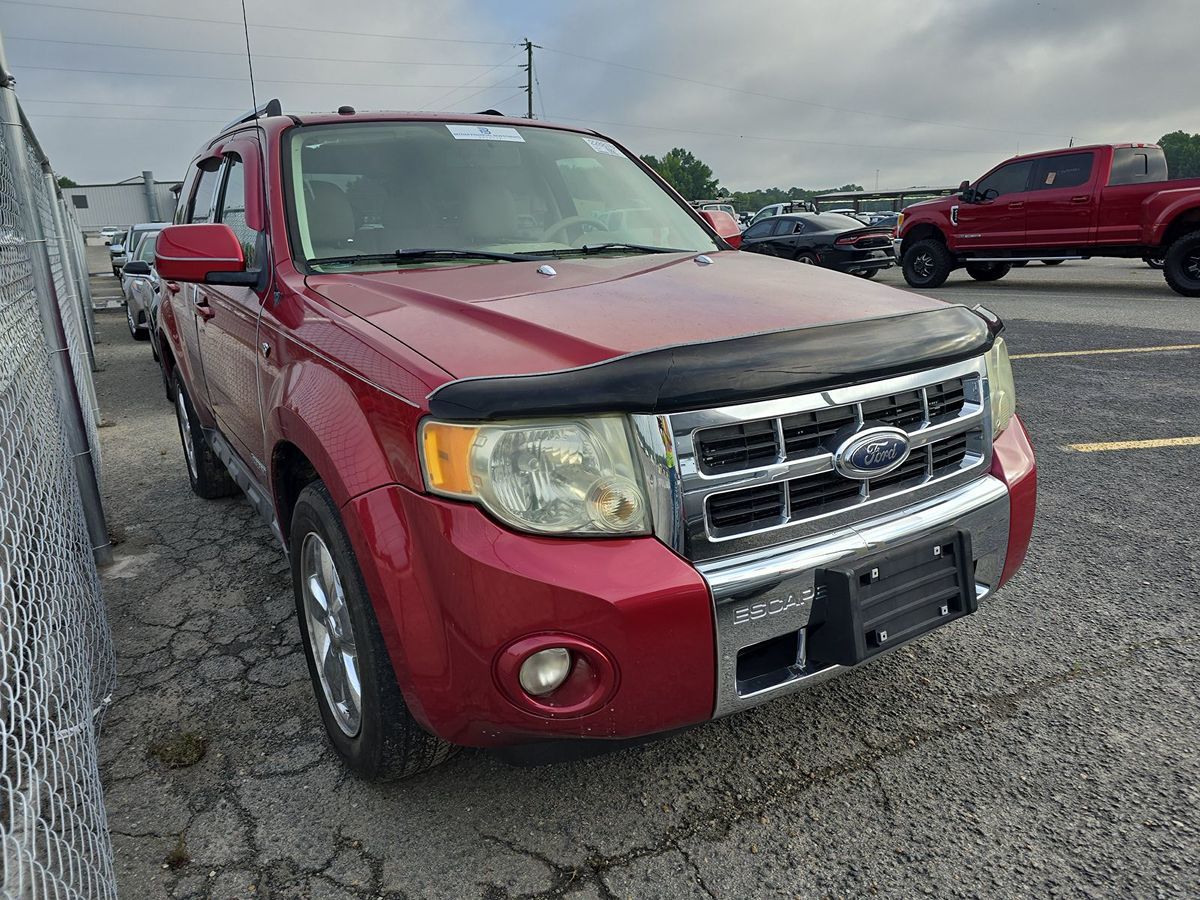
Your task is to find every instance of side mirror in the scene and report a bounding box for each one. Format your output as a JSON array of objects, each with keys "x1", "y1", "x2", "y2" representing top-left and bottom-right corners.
[
  {"x1": 958, "y1": 180, "x2": 975, "y2": 203},
  {"x1": 699, "y1": 210, "x2": 743, "y2": 249},
  {"x1": 122, "y1": 260, "x2": 151, "y2": 276},
  {"x1": 156, "y1": 223, "x2": 256, "y2": 285}
]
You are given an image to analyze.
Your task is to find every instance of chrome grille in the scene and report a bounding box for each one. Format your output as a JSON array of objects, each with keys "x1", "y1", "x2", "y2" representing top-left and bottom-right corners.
[{"x1": 663, "y1": 357, "x2": 993, "y2": 561}]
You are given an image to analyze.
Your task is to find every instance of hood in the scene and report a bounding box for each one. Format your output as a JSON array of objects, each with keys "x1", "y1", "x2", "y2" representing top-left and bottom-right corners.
[
  {"x1": 307, "y1": 251, "x2": 946, "y2": 381},
  {"x1": 903, "y1": 195, "x2": 955, "y2": 214}
]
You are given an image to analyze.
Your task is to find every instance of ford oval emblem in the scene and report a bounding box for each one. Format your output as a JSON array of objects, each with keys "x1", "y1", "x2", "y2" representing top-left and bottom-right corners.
[{"x1": 834, "y1": 427, "x2": 911, "y2": 479}]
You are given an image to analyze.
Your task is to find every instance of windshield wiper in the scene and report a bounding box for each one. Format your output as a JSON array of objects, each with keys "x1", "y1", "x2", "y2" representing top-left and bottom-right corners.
[
  {"x1": 528, "y1": 242, "x2": 691, "y2": 258},
  {"x1": 308, "y1": 248, "x2": 538, "y2": 267}
]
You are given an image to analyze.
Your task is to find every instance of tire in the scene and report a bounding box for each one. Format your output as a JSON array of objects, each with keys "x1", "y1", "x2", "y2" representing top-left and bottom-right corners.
[
  {"x1": 795, "y1": 252, "x2": 818, "y2": 265},
  {"x1": 172, "y1": 373, "x2": 238, "y2": 499},
  {"x1": 1163, "y1": 229, "x2": 1200, "y2": 297},
  {"x1": 1042, "y1": 259, "x2": 1065, "y2": 266},
  {"x1": 965, "y1": 262, "x2": 1012, "y2": 282},
  {"x1": 902, "y1": 238, "x2": 953, "y2": 288},
  {"x1": 291, "y1": 481, "x2": 458, "y2": 780},
  {"x1": 1144, "y1": 257, "x2": 1165, "y2": 270},
  {"x1": 112, "y1": 266, "x2": 120, "y2": 277},
  {"x1": 852, "y1": 268, "x2": 879, "y2": 279},
  {"x1": 126, "y1": 302, "x2": 150, "y2": 341}
]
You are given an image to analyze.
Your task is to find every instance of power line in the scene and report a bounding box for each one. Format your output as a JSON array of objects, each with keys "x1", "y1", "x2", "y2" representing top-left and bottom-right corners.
[
  {"x1": 552, "y1": 115, "x2": 1012, "y2": 155},
  {"x1": 11, "y1": 63, "x2": 512, "y2": 90},
  {"x1": 5, "y1": 35, "x2": 515, "y2": 68},
  {"x1": 420, "y1": 50, "x2": 524, "y2": 110},
  {"x1": 0, "y1": 0, "x2": 514, "y2": 46},
  {"x1": 541, "y1": 45, "x2": 1069, "y2": 141},
  {"x1": 23, "y1": 99, "x2": 245, "y2": 111}
]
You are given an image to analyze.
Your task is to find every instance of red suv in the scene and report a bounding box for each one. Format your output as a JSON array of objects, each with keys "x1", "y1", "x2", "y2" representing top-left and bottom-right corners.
[{"x1": 155, "y1": 104, "x2": 1037, "y2": 779}]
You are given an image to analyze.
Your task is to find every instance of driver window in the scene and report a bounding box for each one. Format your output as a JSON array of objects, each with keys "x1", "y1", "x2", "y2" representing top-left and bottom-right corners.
[
  {"x1": 975, "y1": 160, "x2": 1033, "y2": 200},
  {"x1": 743, "y1": 220, "x2": 773, "y2": 239}
]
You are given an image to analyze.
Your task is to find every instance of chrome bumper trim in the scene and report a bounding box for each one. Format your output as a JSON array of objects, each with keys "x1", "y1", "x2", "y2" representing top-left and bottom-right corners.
[{"x1": 697, "y1": 474, "x2": 1010, "y2": 718}]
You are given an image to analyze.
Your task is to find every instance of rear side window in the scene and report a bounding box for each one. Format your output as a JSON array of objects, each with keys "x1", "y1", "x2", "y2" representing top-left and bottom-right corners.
[
  {"x1": 218, "y1": 157, "x2": 260, "y2": 268},
  {"x1": 1109, "y1": 147, "x2": 1169, "y2": 185},
  {"x1": 976, "y1": 160, "x2": 1033, "y2": 199},
  {"x1": 189, "y1": 165, "x2": 221, "y2": 223},
  {"x1": 771, "y1": 219, "x2": 793, "y2": 236},
  {"x1": 1033, "y1": 152, "x2": 1094, "y2": 190}
]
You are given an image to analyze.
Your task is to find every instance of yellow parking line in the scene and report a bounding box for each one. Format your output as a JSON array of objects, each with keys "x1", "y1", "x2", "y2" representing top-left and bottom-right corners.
[
  {"x1": 1067, "y1": 436, "x2": 1200, "y2": 453},
  {"x1": 1012, "y1": 344, "x2": 1200, "y2": 359}
]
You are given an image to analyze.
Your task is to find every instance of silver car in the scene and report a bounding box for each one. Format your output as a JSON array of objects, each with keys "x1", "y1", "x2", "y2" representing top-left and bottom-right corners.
[
  {"x1": 122, "y1": 230, "x2": 159, "y2": 342},
  {"x1": 115, "y1": 220, "x2": 168, "y2": 283}
]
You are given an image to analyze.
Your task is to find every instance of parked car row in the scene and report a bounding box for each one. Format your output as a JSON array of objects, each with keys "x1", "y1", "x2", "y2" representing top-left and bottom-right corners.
[{"x1": 139, "y1": 102, "x2": 1035, "y2": 781}]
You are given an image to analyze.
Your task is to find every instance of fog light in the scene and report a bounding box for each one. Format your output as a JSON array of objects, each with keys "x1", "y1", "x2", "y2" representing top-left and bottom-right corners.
[{"x1": 518, "y1": 648, "x2": 572, "y2": 696}]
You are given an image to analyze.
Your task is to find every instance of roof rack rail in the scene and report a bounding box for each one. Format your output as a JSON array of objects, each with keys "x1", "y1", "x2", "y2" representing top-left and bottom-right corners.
[{"x1": 221, "y1": 98, "x2": 282, "y2": 132}]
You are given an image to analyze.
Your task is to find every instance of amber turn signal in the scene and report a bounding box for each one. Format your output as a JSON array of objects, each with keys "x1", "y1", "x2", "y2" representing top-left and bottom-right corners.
[{"x1": 421, "y1": 422, "x2": 479, "y2": 497}]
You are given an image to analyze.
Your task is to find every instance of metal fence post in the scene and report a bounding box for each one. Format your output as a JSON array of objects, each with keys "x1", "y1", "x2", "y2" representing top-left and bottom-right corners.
[{"x1": 0, "y1": 36, "x2": 111, "y2": 565}]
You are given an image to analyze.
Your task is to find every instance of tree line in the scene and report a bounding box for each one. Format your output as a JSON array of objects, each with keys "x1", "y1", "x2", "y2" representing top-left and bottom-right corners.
[{"x1": 640, "y1": 132, "x2": 1200, "y2": 211}]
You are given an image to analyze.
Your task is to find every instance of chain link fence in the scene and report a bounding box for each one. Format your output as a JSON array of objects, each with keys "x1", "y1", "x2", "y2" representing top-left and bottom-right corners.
[{"x1": 1, "y1": 51, "x2": 118, "y2": 900}]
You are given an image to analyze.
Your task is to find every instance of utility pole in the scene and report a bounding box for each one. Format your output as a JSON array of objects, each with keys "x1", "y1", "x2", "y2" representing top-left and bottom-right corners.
[{"x1": 521, "y1": 37, "x2": 541, "y2": 119}]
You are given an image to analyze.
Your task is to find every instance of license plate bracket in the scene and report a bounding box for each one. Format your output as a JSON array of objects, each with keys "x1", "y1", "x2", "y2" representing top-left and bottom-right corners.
[{"x1": 807, "y1": 530, "x2": 975, "y2": 667}]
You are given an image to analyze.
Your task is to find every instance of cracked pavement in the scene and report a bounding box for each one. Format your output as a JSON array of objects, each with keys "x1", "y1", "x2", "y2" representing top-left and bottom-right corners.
[{"x1": 92, "y1": 257, "x2": 1200, "y2": 898}]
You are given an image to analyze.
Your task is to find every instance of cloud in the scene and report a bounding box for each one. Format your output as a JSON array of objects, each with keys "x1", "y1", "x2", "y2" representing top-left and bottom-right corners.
[{"x1": 7, "y1": 0, "x2": 1197, "y2": 191}]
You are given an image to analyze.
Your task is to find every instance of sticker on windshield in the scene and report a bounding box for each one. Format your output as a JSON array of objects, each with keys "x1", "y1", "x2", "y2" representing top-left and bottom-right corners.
[
  {"x1": 582, "y1": 136, "x2": 622, "y2": 157},
  {"x1": 445, "y1": 124, "x2": 525, "y2": 142}
]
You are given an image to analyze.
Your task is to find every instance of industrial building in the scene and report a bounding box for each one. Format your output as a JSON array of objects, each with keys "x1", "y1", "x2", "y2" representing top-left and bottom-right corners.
[{"x1": 61, "y1": 170, "x2": 178, "y2": 232}]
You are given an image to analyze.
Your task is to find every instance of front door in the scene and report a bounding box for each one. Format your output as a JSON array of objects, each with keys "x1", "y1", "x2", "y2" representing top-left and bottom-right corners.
[
  {"x1": 194, "y1": 147, "x2": 269, "y2": 469},
  {"x1": 952, "y1": 158, "x2": 1035, "y2": 250},
  {"x1": 1023, "y1": 151, "x2": 1098, "y2": 247}
]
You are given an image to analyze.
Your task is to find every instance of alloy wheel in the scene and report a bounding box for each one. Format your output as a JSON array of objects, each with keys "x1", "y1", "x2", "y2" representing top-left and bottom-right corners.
[
  {"x1": 1185, "y1": 250, "x2": 1200, "y2": 281},
  {"x1": 300, "y1": 532, "x2": 363, "y2": 737},
  {"x1": 912, "y1": 252, "x2": 934, "y2": 280}
]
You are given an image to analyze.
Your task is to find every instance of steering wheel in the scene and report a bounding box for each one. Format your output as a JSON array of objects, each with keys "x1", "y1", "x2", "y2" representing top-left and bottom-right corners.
[{"x1": 540, "y1": 216, "x2": 608, "y2": 243}]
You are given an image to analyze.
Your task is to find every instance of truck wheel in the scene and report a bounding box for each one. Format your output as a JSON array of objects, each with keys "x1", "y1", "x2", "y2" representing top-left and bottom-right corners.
[
  {"x1": 965, "y1": 262, "x2": 1011, "y2": 282},
  {"x1": 1144, "y1": 256, "x2": 1165, "y2": 270},
  {"x1": 902, "y1": 239, "x2": 953, "y2": 288},
  {"x1": 172, "y1": 373, "x2": 238, "y2": 499},
  {"x1": 290, "y1": 481, "x2": 459, "y2": 781},
  {"x1": 1163, "y1": 229, "x2": 1200, "y2": 297}
]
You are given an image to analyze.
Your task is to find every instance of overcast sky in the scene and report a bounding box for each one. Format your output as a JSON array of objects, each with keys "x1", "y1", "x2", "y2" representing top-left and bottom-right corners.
[{"x1": 5, "y1": 0, "x2": 1198, "y2": 192}]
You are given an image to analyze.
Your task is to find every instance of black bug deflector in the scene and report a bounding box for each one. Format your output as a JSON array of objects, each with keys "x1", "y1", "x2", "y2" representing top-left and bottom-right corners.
[{"x1": 426, "y1": 305, "x2": 999, "y2": 421}]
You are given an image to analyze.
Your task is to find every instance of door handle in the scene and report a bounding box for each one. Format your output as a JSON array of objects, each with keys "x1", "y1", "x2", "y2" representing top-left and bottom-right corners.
[
  {"x1": 193, "y1": 295, "x2": 216, "y2": 321},
  {"x1": 1071, "y1": 195, "x2": 1091, "y2": 203},
  {"x1": 1007, "y1": 201, "x2": 1024, "y2": 209}
]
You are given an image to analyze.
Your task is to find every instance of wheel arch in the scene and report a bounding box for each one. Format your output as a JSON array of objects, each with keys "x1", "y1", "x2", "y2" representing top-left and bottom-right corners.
[
  {"x1": 900, "y1": 222, "x2": 947, "y2": 255},
  {"x1": 1160, "y1": 205, "x2": 1200, "y2": 248}
]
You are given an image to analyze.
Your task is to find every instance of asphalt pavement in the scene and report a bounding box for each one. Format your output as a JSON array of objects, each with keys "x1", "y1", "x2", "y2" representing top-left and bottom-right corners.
[{"x1": 91, "y1": 251, "x2": 1200, "y2": 899}]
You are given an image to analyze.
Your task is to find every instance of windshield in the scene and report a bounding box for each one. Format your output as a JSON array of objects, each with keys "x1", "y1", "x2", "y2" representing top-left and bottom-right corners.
[{"x1": 284, "y1": 121, "x2": 718, "y2": 270}]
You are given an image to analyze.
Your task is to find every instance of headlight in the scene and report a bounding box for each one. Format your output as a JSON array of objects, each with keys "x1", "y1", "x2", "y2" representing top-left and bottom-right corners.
[
  {"x1": 420, "y1": 416, "x2": 650, "y2": 536},
  {"x1": 985, "y1": 336, "x2": 1016, "y2": 437}
]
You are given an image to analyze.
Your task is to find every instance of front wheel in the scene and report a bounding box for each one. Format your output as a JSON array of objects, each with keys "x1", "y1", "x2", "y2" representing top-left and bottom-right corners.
[
  {"x1": 291, "y1": 481, "x2": 458, "y2": 780},
  {"x1": 901, "y1": 239, "x2": 953, "y2": 288},
  {"x1": 852, "y1": 268, "x2": 879, "y2": 279},
  {"x1": 173, "y1": 373, "x2": 238, "y2": 499},
  {"x1": 1144, "y1": 256, "x2": 1165, "y2": 270},
  {"x1": 1163, "y1": 229, "x2": 1200, "y2": 297},
  {"x1": 126, "y1": 303, "x2": 150, "y2": 341},
  {"x1": 965, "y1": 262, "x2": 1012, "y2": 282}
]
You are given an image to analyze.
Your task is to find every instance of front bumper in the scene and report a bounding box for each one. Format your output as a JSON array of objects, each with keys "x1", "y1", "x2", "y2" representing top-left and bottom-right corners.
[{"x1": 344, "y1": 417, "x2": 1035, "y2": 747}]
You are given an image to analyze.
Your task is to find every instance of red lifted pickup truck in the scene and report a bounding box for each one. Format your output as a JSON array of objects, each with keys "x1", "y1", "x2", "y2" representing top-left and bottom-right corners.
[
  {"x1": 896, "y1": 143, "x2": 1200, "y2": 295},
  {"x1": 155, "y1": 104, "x2": 1036, "y2": 779}
]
